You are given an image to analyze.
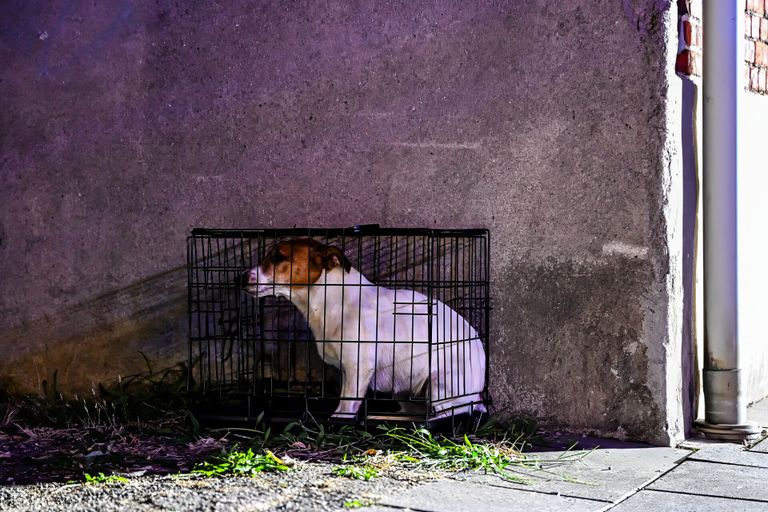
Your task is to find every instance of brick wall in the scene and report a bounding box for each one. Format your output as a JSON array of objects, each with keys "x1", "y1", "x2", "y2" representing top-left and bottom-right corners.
[
  {"x1": 746, "y1": 0, "x2": 768, "y2": 93},
  {"x1": 676, "y1": 0, "x2": 767, "y2": 94},
  {"x1": 676, "y1": 1, "x2": 702, "y2": 77}
]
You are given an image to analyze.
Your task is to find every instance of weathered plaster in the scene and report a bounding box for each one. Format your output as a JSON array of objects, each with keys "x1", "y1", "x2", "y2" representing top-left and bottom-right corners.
[{"x1": 0, "y1": 1, "x2": 685, "y2": 443}]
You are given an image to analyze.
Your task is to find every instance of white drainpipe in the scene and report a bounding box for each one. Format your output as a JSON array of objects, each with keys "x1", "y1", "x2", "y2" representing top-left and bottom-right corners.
[{"x1": 696, "y1": 0, "x2": 759, "y2": 441}]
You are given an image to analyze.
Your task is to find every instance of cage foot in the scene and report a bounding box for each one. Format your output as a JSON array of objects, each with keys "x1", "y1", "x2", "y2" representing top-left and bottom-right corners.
[{"x1": 328, "y1": 412, "x2": 360, "y2": 426}]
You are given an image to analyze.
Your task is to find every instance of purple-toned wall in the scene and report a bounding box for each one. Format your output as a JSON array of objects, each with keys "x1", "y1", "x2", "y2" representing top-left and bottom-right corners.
[{"x1": 0, "y1": 1, "x2": 686, "y2": 443}]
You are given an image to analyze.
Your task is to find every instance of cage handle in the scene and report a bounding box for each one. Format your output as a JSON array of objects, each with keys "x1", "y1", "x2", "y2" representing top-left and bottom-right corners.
[{"x1": 348, "y1": 224, "x2": 381, "y2": 234}]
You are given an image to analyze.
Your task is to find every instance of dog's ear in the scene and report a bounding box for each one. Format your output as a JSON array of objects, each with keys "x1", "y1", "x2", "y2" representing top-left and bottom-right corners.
[{"x1": 323, "y1": 246, "x2": 351, "y2": 273}]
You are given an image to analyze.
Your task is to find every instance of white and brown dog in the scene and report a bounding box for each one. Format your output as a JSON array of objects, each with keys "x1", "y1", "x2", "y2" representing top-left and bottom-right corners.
[{"x1": 242, "y1": 239, "x2": 486, "y2": 420}]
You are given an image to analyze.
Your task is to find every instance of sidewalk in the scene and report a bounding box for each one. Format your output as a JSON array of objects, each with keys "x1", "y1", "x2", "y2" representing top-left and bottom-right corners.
[
  {"x1": 2, "y1": 404, "x2": 767, "y2": 511},
  {"x1": 366, "y1": 415, "x2": 768, "y2": 512}
]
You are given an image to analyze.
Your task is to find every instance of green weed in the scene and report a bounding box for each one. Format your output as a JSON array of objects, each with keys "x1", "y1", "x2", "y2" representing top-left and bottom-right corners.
[
  {"x1": 193, "y1": 447, "x2": 290, "y2": 477},
  {"x1": 83, "y1": 472, "x2": 129, "y2": 484},
  {"x1": 332, "y1": 457, "x2": 379, "y2": 481},
  {"x1": 278, "y1": 420, "x2": 371, "y2": 451},
  {"x1": 343, "y1": 498, "x2": 374, "y2": 508},
  {"x1": 4, "y1": 357, "x2": 196, "y2": 431},
  {"x1": 208, "y1": 411, "x2": 272, "y2": 450},
  {"x1": 382, "y1": 427, "x2": 534, "y2": 482}
]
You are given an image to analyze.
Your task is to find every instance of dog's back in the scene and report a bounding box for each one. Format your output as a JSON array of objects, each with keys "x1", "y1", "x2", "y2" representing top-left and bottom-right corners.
[{"x1": 310, "y1": 268, "x2": 486, "y2": 417}]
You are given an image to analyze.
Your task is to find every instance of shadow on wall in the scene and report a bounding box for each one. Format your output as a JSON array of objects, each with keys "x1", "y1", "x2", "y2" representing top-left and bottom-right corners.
[
  {"x1": 680, "y1": 77, "x2": 700, "y2": 432},
  {"x1": 0, "y1": 267, "x2": 188, "y2": 395}
]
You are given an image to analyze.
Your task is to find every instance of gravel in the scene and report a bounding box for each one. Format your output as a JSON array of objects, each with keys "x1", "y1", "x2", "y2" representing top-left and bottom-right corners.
[{"x1": 0, "y1": 461, "x2": 441, "y2": 512}]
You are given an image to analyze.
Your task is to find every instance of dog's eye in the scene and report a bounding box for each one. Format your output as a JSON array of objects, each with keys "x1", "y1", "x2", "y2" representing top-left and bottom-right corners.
[{"x1": 270, "y1": 250, "x2": 287, "y2": 265}]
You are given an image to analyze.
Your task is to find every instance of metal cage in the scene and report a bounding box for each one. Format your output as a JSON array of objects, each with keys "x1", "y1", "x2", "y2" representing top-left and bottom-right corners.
[{"x1": 187, "y1": 226, "x2": 490, "y2": 426}]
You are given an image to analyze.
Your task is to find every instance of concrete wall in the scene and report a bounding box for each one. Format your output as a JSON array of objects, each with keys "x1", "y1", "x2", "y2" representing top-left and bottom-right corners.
[{"x1": 0, "y1": 1, "x2": 685, "y2": 443}]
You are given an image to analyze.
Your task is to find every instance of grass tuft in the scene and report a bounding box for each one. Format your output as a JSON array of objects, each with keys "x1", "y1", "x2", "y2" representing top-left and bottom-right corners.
[
  {"x1": 343, "y1": 498, "x2": 374, "y2": 508},
  {"x1": 200, "y1": 418, "x2": 583, "y2": 484},
  {"x1": 381, "y1": 426, "x2": 535, "y2": 482},
  {"x1": 83, "y1": 472, "x2": 129, "y2": 484},
  {"x1": 1, "y1": 358, "x2": 195, "y2": 432},
  {"x1": 332, "y1": 456, "x2": 379, "y2": 481},
  {"x1": 192, "y1": 447, "x2": 290, "y2": 477}
]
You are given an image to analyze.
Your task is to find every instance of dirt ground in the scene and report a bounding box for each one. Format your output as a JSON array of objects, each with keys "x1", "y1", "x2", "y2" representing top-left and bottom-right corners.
[
  {"x1": 0, "y1": 421, "x2": 222, "y2": 485},
  {"x1": 0, "y1": 420, "x2": 441, "y2": 511}
]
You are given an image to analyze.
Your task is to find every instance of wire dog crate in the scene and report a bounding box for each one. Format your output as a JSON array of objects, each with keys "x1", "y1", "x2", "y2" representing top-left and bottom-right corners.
[{"x1": 187, "y1": 226, "x2": 490, "y2": 426}]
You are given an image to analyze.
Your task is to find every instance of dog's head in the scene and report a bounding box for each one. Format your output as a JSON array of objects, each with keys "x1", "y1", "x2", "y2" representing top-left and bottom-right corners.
[{"x1": 242, "y1": 239, "x2": 351, "y2": 299}]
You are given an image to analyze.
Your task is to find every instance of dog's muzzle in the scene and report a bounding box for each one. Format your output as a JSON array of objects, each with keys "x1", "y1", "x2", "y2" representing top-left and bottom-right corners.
[
  {"x1": 239, "y1": 270, "x2": 275, "y2": 297},
  {"x1": 238, "y1": 270, "x2": 253, "y2": 290}
]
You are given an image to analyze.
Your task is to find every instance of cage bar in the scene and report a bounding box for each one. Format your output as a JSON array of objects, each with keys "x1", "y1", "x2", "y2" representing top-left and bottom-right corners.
[{"x1": 187, "y1": 226, "x2": 490, "y2": 426}]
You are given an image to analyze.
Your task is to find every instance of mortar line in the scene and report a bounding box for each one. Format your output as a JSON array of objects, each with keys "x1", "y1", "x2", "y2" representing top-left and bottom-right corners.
[
  {"x1": 642, "y1": 487, "x2": 768, "y2": 504},
  {"x1": 451, "y1": 478, "x2": 613, "y2": 504},
  {"x1": 685, "y1": 457, "x2": 768, "y2": 470}
]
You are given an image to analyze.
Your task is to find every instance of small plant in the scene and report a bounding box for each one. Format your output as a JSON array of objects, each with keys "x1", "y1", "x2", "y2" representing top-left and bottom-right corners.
[
  {"x1": 193, "y1": 447, "x2": 290, "y2": 477},
  {"x1": 382, "y1": 427, "x2": 532, "y2": 482},
  {"x1": 278, "y1": 420, "x2": 371, "y2": 451},
  {"x1": 332, "y1": 451, "x2": 380, "y2": 481},
  {"x1": 344, "y1": 498, "x2": 374, "y2": 508},
  {"x1": 83, "y1": 472, "x2": 129, "y2": 484},
  {"x1": 208, "y1": 411, "x2": 272, "y2": 450},
  {"x1": 7, "y1": 356, "x2": 196, "y2": 431},
  {"x1": 333, "y1": 463, "x2": 379, "y2": 481}
]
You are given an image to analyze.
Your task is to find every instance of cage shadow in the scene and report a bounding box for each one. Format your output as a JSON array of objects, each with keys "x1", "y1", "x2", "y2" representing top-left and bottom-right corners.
[{"x1": 0, "y1": 267, "x2": 188, "y2": 396}]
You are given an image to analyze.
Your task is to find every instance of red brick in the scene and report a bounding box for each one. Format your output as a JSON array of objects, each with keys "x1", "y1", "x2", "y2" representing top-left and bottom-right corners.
[
  {"x1": 693, "y1": 24, "x2": 702, "y2": 47},
  {"x1": 761, "y1": 17, "x2": 768, "y2": 40},
  {"x1": 757, "y1": 0, "x2": 766, "y2": 15},
  {"x1": 747, "y1": 40, "x2": 756, "y2": 63},
  {"x1": 676, "y1": 50, "x2": 702, "y2": 77},
  {"x1": 676, "y1": 50, "x2": 691, "y2": 75},
  {"x1": 691, "y1": 51, "x2": 702, "y2": 76},
  {"x1": 690, "y1": 0, "x2": 702, "y2": 19},
  {"x1": 746, "y1": 12, "x2": 752, "y2": 37},
  {"x1": 757, "y1": 41, "x2": 768, "y2": 65},
  {"x1": 753, "y1": 14, "x2": 762, "y2": 38},
  {"x1": 682, "y1": 19, "x2": 692, "y2": 46},
  {"x1": 765, "y1": 66, "x2": 768, "y2": 91},
  {"x1": 759, "y1": 67, "x2": 767, "y2": 92},
  {"x1": 751, "y1": 66, "x2": 761, "y2": 90},
  {"x1": 765, "y1": 69, "x2": 768, "y2": 94}
]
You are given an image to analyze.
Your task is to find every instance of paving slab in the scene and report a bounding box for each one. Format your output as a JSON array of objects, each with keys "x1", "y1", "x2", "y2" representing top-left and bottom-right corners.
[
  {"x1": 688, "y1": 443, "x2": 768, "y2": 468},
  {"x1": 647, "y1": 459, "x2": 768, "y2": 502},
  {"x1": 610, "y1": 489, "x2": 768, "y2": 512},
  {"x1": 458, "y1": 446, "x2": 689, "y2": 503},
  {"x1": 377, "y1": 480, "x2": 604, "y2": 512}
]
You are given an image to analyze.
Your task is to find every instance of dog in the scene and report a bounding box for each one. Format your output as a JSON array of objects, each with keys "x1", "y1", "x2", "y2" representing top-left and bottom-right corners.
[{"x1": 242, "y1": 238, "x2": 486, "y2": 420}]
